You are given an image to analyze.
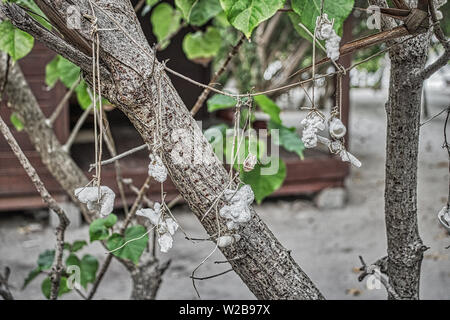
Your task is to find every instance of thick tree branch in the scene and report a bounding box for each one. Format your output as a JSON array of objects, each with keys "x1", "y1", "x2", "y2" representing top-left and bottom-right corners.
[{"x1": 12, "y1": 0, "x2": 324, "y2": 299}]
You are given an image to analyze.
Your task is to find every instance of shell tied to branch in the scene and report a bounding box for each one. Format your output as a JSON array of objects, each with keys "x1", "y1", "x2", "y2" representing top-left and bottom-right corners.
[
  {"x1": 74, "y1": 186, "x2": 116, "y2": 217},
  {"x1": 315, "y1": 13, "x2": 341, "y2": 61},
  {"x1": 301, "y1": 114, "x2": 325, "y2": 149},
  {"x1": 438, "y1": 206, "x2": 450, "y2": 232},
  {"x1": 148, "y1": 153, "x2": 167, "y2": 183},
  {"x1": 220, "y1": 185, "x2": 254, "y2": 230},
  {"x1": 136, "y1": 203, "x2": 179, "y2": 253}
]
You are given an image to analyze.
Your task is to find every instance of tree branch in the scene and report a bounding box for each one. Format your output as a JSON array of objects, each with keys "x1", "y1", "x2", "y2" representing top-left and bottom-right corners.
[
  {"x1": 0, "y1": 113, "x2": 69, "y2": 300},
  {"x1": 0, "y1": 267, "x2": 14, "y2": 300},
  {"x1": 416, "y1": 0, "x2": 450, "y2": 81}
]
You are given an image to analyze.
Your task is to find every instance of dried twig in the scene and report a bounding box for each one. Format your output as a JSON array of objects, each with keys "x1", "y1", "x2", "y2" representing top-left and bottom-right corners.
[
  {"x1": 0, "y1": 114, "x2": 69, "y2": 300},
  {"x1": 62, "y1": 104, "x2": 93, "y2": 152},
  {"x1": 190, "y1": 34, "x2": 245, "y2": 115},
  {"x1": 87, "y1": 253, "x2": 112, "y2": 300},
  {"x1": 0, "y1": 267, "x2": 14, "y2": 300},
  {"x1": 89, "y1": 144, "x2": 147, "y2": 171},
  {"x1": 190, "y1": 268, "x2": 233, "y2": 281},
  {"x1": 47, "y1": 78, "x2": 80, "y2": 126},
  {"x1": 418, "y1": 0, "x2": 450, "y2": 81},
  {"x1": 357, "y1": 255, "x2": 400, "y2": 299}
]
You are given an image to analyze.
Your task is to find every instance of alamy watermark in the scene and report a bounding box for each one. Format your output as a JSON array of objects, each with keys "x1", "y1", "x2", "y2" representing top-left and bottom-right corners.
[
  {"x1": 366, "y1": 5, "x2": 381, "y2": 30},
  {"x1": 168, "y1": 121, "x2": 282, "y2": 175}
]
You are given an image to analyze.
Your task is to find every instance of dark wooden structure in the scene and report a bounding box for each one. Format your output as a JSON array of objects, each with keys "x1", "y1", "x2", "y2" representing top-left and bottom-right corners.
[{"x1": 0, "y1": 14, "x2": 352, "y2": 212}]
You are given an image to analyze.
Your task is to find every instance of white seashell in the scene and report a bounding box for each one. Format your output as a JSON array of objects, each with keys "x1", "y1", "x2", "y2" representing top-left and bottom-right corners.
[
  {"x1": 339, "y1": 149, "x2": 362, "y2": 168},
  {"x1": 136, "y1": 202, "x2": 162, "y2": 226},
  {"x1": 158, "y1": 233, "x2": 173, "y2": 253},
  {"x1": 329, "y1": 118, "x2": 347, "y2": 139},
  {"x1": 148, "y1": 153, "x2": 167, "y2": 183},
  {"x1": 438, "y1": 206, "x2": 450, "y2": 232},
  {"x1": 165, "y1": 217, "x2": 179, "y2": 235},
  {"x1": 75, "y1": 186, "x2": 115, "y2": 217},
  {"x1": 217, "y1": 235, "x2": 234, "y2": 248},
  {"x1": 243, "y1": 153, "x2": 257, "y2": 172}
]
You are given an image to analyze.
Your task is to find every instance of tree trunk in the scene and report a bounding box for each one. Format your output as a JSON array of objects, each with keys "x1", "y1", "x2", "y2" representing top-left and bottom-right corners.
[
  {"x1": 369, "y1": 0, "x2": 432, "y2": 299},
  {"x1": 0, "y1": 51, "x2": 167, "y2": 300},
  {"x1": 384, "y1": 35, "x2": 430, "y2": 299},
  {"x1": 130, "y1": 257, "x2": 170, "y2": 300},
  {"x1": 1, "y1": 1, "x2": 323, "y2": 299}
]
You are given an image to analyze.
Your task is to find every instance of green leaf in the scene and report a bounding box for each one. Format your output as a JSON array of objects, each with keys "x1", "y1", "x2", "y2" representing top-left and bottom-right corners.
[
  {"x1": 0, "y1": 20, "x2": 34, "y2": 61},
  {"x1": 107, "y1": 225, "x2": 149, "y2": 264},
  {"x1": 10, "y1": 113, "x2": 24, "y2": 131},
  {"x1": 207, "y1": 94, "x2": 237, "y2": 112},
  {"x1": 22, "y1": 267, "x2": 41, "y2": 289},
  {"x1": 182, "y1": 26, "x2": 221, "y2": 60},
  {"x1": 241, "y1": 157, "x2": 286, "y2": 203},
  {"x1": 254, "y1": 95, "x2": 281, "y2": 125},
  {"x1": 79, "y1": 254, "x2": 98, "y2": 288},
  {"x1": 219, "y1": 0, "x2": 285, "y2": 38},
  {"x1": 37, "y1": 250, "x2": 55, "y2": 270},
  {"x1": 150, "y1": 3, "x2": 181, "y2": 50},
  {"x1": 57, "y1": 56, "x2": 80, "y2": 88},
  {"x1": 176, "y1": 0, "x2": 222, "y2": 26},
  {"x1": 89, "y1": 214, "x2": 117, "y2": 242},
  {"x1": 15, "y1": 0, "x2": 53, "y2": 30},
  {"x1": 75, "y1": 80, "x2": 92, "y2": 110},
  {"x1": 45, "y1": 56, "x2": 60, "y2": 89},
  {"x1": 290, "y1": 0, "x2": 354, "y2": 40},
  {"x1": 71, "y1": 240, "x2": 88, "y2": 252},
  {"x1": 65, "y1": 253, "x2": 80, "y2": 268},
  {"x1": 45, "y1": 55, "x2": 80, "y2": 89},
  {"x1": 268, "y1": 120, "x2": 304, "y2": 159},
  {"x1": 41, "y1": 277, "x2": 71, "y2": 299}
]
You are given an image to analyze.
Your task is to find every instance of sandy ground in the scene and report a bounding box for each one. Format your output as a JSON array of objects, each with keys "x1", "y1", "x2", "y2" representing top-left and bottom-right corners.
[{"x1": 0, "y1": 87, "x2": 449, "y2": 300}]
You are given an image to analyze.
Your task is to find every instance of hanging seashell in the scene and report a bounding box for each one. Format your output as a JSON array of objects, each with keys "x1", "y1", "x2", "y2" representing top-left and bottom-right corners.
[
  {"x1": 438, "y1": 206, "x2": 450, "y2": 232},
  {"x1": 243, "y1": 153, "x2": 257, "y2": 172},
  {"x1": 329, "y1": 117, "x2": 347, "y2": 139}
]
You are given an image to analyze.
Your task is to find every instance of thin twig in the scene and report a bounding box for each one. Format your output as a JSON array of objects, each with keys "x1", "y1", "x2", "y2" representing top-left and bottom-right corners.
[
  {"x1": 0, "y1": 114, "x2": 69, "y2": 300},
  {"x1": 190, "y1": 268, "x2": 233, "y2": 280},
  {"x1": 417, "y1": 0, "x2": 450, "y2": 80},
  {"x1": 63, "y1": 104, "x2": 93, "y2": 152},
  {"x1": 0, "y1": 267, "x2": 14, "y2": 300},
  {"x1": 120, "y1": 176, "x2": 152, "y2": 234},
  {"x1": 134, "y1": 0, "x2": 146, "y2": 13},
  {"x1": 358, "y1": 255, "x2": 400, "y2": 299},
  {"x1": 190, "y1": 34, "x2": 245, "y2": 115},
  {"x1": 443, "y1": 107, "x2": 450, "y2": 209},
  {"x1": 89, "y1": 144, "x2": 147, "y2": 171},
  {"x1": 47, "y1": 78, "x2": 80, "y2": 126},
  {"x1": 87, "y1": 253, "x2": 112, "y2": 300}
]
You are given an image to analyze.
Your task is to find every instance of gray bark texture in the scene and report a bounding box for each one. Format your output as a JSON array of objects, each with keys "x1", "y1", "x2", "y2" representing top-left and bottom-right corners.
[
  {"x1": 0, "y1": 52, "x2": 168, "y2": 300},
  {"x1": 369, "y1": 0, "x2": 437, "y2": 299},
  {"x1": 384, "y1": 35, "x2": 429, "y2": 299},
  {"x1": 1, "y1": 0, "x2": 324, "y2": 299}
]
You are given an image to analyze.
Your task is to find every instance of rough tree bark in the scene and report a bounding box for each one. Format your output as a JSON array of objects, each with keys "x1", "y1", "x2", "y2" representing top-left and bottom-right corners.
[
  {"x1": 0, "y1": 51, "x2": 169, "y2": 300},
  {"x1": 368, "y1": 0, "x2": 435, "y2": 299},
  {"x1": 1, "y1": 0, "x2": 323, "y2": 299}
]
